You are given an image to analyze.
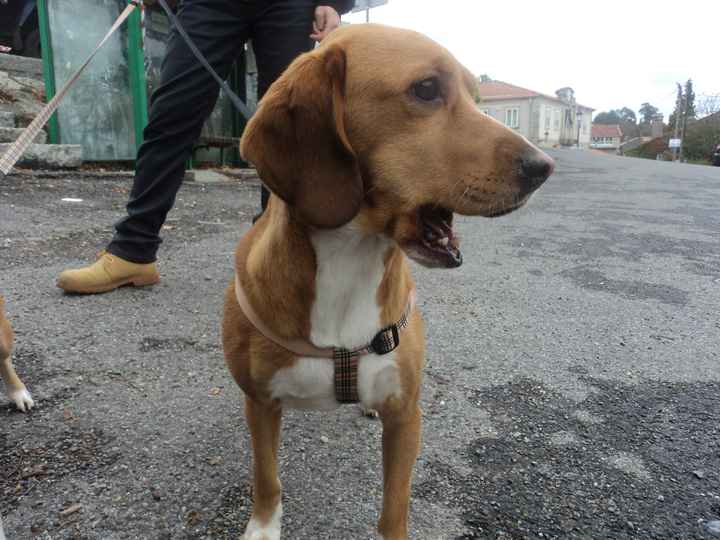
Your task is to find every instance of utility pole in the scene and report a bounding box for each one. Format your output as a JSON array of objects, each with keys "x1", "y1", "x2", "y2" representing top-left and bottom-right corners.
[
  {"x1": 673, "y1": 82, "x2": 682, "y2": 162},
  {"x1": 679, "y1": 88, "x2": 690, "y2": 162}
]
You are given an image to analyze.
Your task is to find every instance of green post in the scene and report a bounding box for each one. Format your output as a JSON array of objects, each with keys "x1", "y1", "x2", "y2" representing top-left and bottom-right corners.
[
  {"x1": 127, "y1": 6, "x2": 148, "y2": 153},
  {"x1": 36, "y1": 0, "x2": 59, "y2": 144}
]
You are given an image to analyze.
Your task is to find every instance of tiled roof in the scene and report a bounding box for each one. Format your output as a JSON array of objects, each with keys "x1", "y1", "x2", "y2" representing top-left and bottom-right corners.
[
  {"x1": 591, "y1": 124, "x2": 623, "y2": 138},
  {"x1": 476, "y1": 80, "x2": 540, "y2": 100},
  {"x1": 476, "y1": 80, "x2": 594, "y2": 110}
]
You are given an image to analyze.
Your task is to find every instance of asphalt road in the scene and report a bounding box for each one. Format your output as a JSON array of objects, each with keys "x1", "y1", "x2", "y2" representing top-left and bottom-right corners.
[{"x1": 1, "y1": 150, "x2": 719, "y2": 539}]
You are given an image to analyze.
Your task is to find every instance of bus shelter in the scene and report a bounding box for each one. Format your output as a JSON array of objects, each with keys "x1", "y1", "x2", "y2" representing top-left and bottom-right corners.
[{"x1": 37, "y1": 0, "x2": 248, "y2": 164}]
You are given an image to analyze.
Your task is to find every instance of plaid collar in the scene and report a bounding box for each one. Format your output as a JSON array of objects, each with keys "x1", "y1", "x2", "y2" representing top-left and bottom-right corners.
[
  {"x1": 234, "y1": 275, "x2": 416, "y2": 404},
  {"x1": 333, "y1": 298, "x2": 414, "y2": 404}
]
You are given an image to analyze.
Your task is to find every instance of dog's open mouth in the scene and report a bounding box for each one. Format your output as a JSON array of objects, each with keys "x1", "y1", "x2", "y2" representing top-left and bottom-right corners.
[{"x1": 402, "y1": 204, "x2": 463, "y2": 268}]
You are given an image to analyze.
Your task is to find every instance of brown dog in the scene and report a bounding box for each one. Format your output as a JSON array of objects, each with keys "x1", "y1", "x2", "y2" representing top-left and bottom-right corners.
[
  {"x1": 0, "y1": 296, "x2": 34, "y2": 412},
  {"x1": 222, "y1": 24, "x2": 553, "y2": 539}
]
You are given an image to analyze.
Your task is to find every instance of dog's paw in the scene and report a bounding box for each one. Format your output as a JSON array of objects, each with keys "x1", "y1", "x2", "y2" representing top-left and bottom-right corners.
[
  {"x1": 242, "y1": 504, "x2": 282, "y2": 540},
  {"x1": 242, "y1": 525, "x2": 281, "y2": 540},
  {"x1": 243, "y1": 532, "x2": 279, "y2": 540},
  {"x1": 9, "y1": 388, "x2": 35, "y2": 412},
  {"x1": 359, "y1": 405, "x2": 379, "y2": 418}
]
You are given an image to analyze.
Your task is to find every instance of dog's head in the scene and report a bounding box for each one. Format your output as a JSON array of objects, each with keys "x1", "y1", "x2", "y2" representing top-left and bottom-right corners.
[{"x1": 241, "y1": 24, "x2": 553, "y2": 268}]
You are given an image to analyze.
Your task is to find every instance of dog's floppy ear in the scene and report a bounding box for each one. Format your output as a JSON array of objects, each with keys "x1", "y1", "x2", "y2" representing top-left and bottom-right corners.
[{"x1": 241, "y1": 45, "x2": 362, "y2": 229}]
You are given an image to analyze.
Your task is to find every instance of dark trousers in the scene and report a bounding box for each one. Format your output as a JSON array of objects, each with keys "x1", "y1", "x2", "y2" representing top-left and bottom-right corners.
[{"x1": 108, "y1": 0, "x2": 315, "y2": 264}]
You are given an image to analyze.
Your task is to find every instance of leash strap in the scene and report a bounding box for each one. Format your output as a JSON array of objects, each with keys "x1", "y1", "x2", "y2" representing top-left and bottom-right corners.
[
  {"x1": 0, "y1": 1, "x2": 140, "y2": 175},
  {"x1": 155, "y1": 0, "x2": 254, "y2": 120}
]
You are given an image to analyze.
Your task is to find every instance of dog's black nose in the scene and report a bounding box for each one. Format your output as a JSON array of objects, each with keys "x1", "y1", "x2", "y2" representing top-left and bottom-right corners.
[{"x1": 519, "y1": 151, "x2": 554, "y2": 191}]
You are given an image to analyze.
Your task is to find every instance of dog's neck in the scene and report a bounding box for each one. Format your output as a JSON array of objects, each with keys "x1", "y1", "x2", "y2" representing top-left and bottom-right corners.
[
  {"x1": 309, "y1": 224, "x2": 394, "y2": 349},
  {"x1": 241, "y1": 198, "x2": 413, "y2": 346}
]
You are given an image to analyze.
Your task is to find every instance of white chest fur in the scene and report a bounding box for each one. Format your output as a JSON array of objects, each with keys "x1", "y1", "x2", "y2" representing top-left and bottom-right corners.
[{"x1": 269, "y1": 225, "x2": 402, "y2": 410}]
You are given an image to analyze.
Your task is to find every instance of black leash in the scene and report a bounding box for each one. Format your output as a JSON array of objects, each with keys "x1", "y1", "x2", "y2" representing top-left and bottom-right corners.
[{"x1": 155, "y1": 0, "x2": 255, "y2": 120}]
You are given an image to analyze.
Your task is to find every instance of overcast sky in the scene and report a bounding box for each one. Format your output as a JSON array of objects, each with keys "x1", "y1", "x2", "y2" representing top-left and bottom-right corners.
[{"x1": 343, "y1": 0, "x2": 718, "y2": 120}]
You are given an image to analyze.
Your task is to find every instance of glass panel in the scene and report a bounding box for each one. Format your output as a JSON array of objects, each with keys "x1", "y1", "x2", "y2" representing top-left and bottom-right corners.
[
  {"x1": 46, "y1": 0, "x2": 136, "y2": 160},
  {"x1": 143, "y1": 8, "x2": 171, "y2": 101}
]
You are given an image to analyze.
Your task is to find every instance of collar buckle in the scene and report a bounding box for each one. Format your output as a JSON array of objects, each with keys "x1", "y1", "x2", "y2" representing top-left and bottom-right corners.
[{"x1": 370, "y1": 324, "x2": 400, "y2": 355}]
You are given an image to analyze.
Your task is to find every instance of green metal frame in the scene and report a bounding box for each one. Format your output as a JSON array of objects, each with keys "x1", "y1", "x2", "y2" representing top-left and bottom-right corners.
[
  {"x1": 34, "y1": 2, "x2": 240, "y2": 164},
  {"x1": 36, "y1": 0, "x2": 59, "y2": 144},
  {"x1": 36, "y1": 0, "x2": 147, "y2": 152},
  {"x1": 127, "y1": 7, "x2": 148, "y2": 152}
]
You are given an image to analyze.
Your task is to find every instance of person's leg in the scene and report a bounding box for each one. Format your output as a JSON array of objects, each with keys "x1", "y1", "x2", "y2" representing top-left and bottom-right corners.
[
  {"x1": 58, "y1": 0, "x2": 251, "y2": 293},
  {"x1": 109, "y1": 0, "x2": 251, "y2": 263},
  {"x1": 251, "y1": 0, "x2": 316, "y2": 215}
]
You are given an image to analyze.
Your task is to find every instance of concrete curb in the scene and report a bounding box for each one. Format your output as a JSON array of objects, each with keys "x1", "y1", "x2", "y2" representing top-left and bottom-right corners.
[
  {"x1": 0, "y1": 143, "x2": 82, "y2": 169},
  {"x1": 0, "y1": 54, "x2": 43, "y2": 81},
  {"x1": 4, "y1": 167, "x2": 261, "y2": 182},
  {"x1": 0, "y1": 126, "x2": 46, "y2": 144}
]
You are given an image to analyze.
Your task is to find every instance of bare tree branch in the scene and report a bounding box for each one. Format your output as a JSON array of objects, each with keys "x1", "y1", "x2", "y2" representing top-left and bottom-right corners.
[{"x1": 697, "y1": 94, "x2": 720, "y2": 118}]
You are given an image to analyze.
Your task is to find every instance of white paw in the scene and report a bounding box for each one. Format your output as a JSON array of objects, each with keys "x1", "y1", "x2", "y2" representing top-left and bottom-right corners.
[
  {"x1": 243, "y1": 503, "x2": 282, "y2": 540},
  {"x1": 359, "y1": 405, "x2": 379, "y2": 418},
  {"x1": 9, "y1": 388, "x2": 34, "y2": 412}
]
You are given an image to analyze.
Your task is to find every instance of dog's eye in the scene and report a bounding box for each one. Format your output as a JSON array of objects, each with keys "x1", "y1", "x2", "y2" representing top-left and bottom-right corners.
[{"x1": 412, "y1": 78, "x2": 441, "y2": 102}]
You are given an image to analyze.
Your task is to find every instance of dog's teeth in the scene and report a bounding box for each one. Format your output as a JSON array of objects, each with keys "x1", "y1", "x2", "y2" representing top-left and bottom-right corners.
[{"x1": 437, "y1": 237, "x2": 449, "y2": 246}]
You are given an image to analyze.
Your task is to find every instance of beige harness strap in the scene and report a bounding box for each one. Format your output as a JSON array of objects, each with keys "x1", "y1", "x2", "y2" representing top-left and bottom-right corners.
[
  {"x1": 233, "y1": 275, "x2": 416, "y2": 360},
  {"x1": 234, "y1": 275, "x2": 335, "y2": 358},
  {"x1": 234, "y1": 274, "x2": 416, "y2": 403}
]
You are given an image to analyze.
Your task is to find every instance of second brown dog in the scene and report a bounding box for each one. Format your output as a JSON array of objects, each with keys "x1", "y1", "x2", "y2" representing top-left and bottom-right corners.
[{"x1": 0, "y1": 296, "x2": 34, "y2": 412}]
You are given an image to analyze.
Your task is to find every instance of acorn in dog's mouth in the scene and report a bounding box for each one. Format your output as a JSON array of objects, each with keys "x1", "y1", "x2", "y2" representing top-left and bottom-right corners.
[{"x1": 402, "y1": 204, "x2": 463, "y2": 269}]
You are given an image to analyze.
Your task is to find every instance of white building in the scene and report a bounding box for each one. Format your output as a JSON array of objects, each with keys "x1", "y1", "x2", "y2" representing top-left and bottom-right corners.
[{"x1": 476, "y1": 80, "x2": 594, "y2": 148}]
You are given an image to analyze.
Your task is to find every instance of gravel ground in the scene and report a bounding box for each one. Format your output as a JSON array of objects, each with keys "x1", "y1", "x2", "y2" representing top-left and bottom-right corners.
[{"x1": 1, "y1": 150, "x2": 719, "y2": 539}]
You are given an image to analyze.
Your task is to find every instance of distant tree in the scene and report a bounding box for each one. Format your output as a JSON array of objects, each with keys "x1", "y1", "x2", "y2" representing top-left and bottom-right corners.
[
  {"x1": 639, "y1": 102, "x2": 660, "y2": 124},
  {"x1": 684, "y1": 79, "x2": 696, "y2": 121},
  {"x1": 620, "y1": 120, "x2": 640, "y2": 139},
  {"x1": 593, "y1": 110, "x2": 622, "y2": 124},
  {"x1": 683, "y1": 114, "x2": 720, "y2": 162},
  {"x1": 681, "y1": 87, "x2": 720, "y2": 162},
  {"x1": 617, "y1": 107, "x2": 637, "y2": 124},
  {"x1": 667, "y1": 80, "x2": 707, "y2": 159},
  {"x1": 474, "y1": 74, "x2": 492, "y2": 104},
  {"x1": 669, "y1": 84, "x2": 682, "y2": 131},
  {"x1": 594, "y1": 109, "x2": 636, "y2": 125}
]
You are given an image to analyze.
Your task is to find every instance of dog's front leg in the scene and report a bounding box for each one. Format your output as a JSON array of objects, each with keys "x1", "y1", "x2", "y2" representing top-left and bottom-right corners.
[
  {"x1": 0, "y1": 356, "x2": 34, "y2": 412},
  {"x1": 377, "y1": 405, "x2": 421, "y2": 540},
  {"x1": 243, "y1": 396, "x2": 283, "y2": 540}
]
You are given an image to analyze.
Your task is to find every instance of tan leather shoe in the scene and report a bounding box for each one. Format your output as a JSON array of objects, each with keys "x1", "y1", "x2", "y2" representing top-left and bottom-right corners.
[{"x1": 57, "y1": 251, "x2": 160, "y2": 294}]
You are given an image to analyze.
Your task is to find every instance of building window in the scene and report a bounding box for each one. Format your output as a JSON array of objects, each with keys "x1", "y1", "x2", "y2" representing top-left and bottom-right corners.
[
  {"x1": 505, "y1": 108, "x2": 519, "y2": 128},
  {"x1": 553, "y1": 109, "x2": 560, "y2": 130},
  {"x1": 592, "y1": 136, "x2": 617, "y2": 145},
  {"x1": 544, "y1": 106, "x2": 550, "y2": 130}
]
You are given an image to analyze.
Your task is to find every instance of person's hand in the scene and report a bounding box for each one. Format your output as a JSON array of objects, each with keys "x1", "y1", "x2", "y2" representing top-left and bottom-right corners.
[{"x1": 311, "y1": 6, "x2": 341, "y2": 42}]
